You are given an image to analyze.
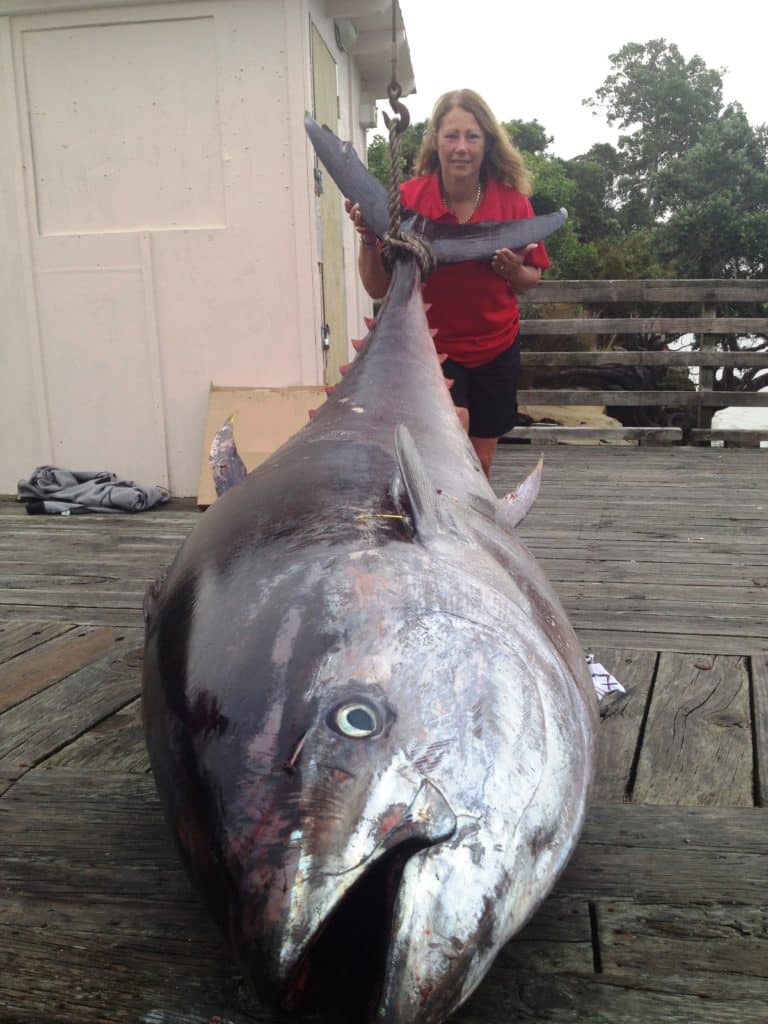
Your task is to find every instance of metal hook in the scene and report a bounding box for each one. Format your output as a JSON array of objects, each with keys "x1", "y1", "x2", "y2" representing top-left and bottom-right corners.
[{"x1": 383, "y1": 79, "x2": 410, "y2": 134}]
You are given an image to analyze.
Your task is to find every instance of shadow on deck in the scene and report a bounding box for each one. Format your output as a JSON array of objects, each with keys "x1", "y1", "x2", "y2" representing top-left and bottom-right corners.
[{"x1": 1, "y1": 445, "x2": 767, "y2": 1023}]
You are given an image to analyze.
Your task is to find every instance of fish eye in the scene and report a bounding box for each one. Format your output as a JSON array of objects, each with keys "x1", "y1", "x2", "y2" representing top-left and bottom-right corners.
[{"x1": 329, "y1": 700, "x2": 381, "y2": 739}]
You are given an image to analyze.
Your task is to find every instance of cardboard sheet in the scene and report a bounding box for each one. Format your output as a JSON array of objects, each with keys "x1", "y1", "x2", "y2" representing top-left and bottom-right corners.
[{"x1": 196, "y1": 384, "x2": 327, "y2": 506}]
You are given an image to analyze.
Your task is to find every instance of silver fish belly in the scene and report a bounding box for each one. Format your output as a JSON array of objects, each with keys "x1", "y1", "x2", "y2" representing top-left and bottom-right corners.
[{"x1": 143, "y1": 135, "x2": 597, "y2": 1024}]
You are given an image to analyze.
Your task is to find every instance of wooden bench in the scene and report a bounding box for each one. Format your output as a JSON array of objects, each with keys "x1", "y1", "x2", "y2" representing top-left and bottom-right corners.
[{"x1": 507, "y1": 280, "x2": 768, "y2": 447}]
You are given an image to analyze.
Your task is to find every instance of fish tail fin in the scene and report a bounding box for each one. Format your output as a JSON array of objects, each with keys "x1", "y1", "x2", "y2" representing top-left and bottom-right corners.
[{"x1": 209, "y1": 413, "x2": 247, "y2": 497}]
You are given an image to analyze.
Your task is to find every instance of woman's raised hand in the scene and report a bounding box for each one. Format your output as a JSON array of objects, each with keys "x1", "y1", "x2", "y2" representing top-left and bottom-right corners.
[{"x1": 345, "y1": 199, "x2": 377, "y2": 246}]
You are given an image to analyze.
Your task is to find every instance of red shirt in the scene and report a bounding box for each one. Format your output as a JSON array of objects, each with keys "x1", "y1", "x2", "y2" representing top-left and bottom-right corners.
[{"x1": 400, "y1": 175, "x2": 550, "y2": 367}]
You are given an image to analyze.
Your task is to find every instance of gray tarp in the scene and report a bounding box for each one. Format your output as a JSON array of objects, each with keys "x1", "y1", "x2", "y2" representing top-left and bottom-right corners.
[{"x1": 17, "y1": 466, "x2": 169, "y2": 515}]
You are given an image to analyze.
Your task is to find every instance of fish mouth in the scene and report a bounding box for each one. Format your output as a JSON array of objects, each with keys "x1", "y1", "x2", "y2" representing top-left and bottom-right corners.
[{"x1": 279, "y1": 837, "x2": 430, "y2": 1022}]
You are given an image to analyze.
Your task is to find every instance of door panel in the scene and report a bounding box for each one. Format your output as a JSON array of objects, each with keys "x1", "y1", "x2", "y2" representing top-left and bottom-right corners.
[{"x1": 311, "y1": 21, "x2": 348, "y2": 386}]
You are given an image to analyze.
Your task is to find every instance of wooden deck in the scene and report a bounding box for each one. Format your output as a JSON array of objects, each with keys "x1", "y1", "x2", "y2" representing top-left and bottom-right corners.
[{"x1": 1, "y1": 444, "x2": 767, "y2": 1023}]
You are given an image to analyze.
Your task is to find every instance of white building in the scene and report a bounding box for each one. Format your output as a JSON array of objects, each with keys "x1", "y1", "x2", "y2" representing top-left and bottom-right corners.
[{"x1": 0, "y1": 0, "x2": 414, "y2": 496}]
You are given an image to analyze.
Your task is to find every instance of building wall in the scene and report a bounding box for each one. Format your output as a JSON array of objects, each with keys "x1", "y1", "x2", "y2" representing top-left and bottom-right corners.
[{"x1": 0, "y1": 0, "x2": 380, "y2": 496}]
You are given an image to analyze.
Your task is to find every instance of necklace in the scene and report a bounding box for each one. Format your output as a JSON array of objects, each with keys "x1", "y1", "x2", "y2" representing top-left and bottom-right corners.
[{"x1": 442, "y1": 182, "x2": 482, "y2": 224}]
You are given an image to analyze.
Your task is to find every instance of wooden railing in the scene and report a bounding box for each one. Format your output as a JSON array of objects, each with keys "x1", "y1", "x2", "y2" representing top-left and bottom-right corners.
[{"x1": 510, "y1": 279, "x2": 768, "y2": 446}]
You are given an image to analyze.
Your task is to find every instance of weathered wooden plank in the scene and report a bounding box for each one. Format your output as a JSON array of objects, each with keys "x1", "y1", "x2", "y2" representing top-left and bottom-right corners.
[
  {"x1": 592, "y1": 649, "x2": 656, "y2": 802},
  {"x1": 524, "y1": 560, "x2": 768, "y2": 588},
  {"x1": 597, "y1": 901, "x2": 768, "y2": 979},
  {"x1": 0, "y1": 605, "x2": 143, "y2": 628},
  {"x1": 501, "y1": 899, "x2": 594, "y2": 974},
  {"x1": 0, "y1": 619, "x2": 74, "y2": 663},
  {"x1": 0, "y1": 625, "x2": 131, "y2": 714},
  {"x1": 516, "y1": 389, "x2": 768, "y2": 407},
  {"x1": 581, "y1": 630, "x2": 753, "y2": 655},
  {"x1": 569, "y1": 609, "x2": 767, "y2": 641},
  {"x1": 0, "y1": 557, "x2": 176, "y2": 576},
  {"x1": 527, "y1": 279, "x2": 768, "y2": 303},
  {"x1": 753, "y1": 654, "x2": 768, "y2": 808},
  {"x1": 0, "y1": 586, "x2": 146, "y2": 609},
  {"x1": 462, "y1": 967, "x2": 768, "y2": 1023},
  {"x1": 0, "y1": 572, "x2": 146, "y2": 591},
  {"x1": 525, "y1": 543, "x2": 768, "y2": 570},
  {"x1": 559, "y1": 806, "x2": 768, "y2": 910},
  {"x1": 521, "y1": 350, "x2": 768, "y2": 367},
  {"x1": 557, "y1": 582, "x2": 767, "y2": 611},
  {"x1": 691, "y1": 428, "x2": 768, "y2": 445},
  {"x1": 576, "y1": 629, "x2": 752, "y2": 658},
  {"x1": 46, "y1": 697, "x2": 150, "y2": 773},
  {"x1": 505, "y1": 426, "x2": 682, "y2": 443},
  {"x1": 0, "y1": 894, "x2": 261, "y2": 1024},
  {"x1": 631, "y1": 654, "x2": 753, "y2": 806},
  {"x1": 0, "y1": 495, "x2": 198, "y2": 513},
  {"x1": 519, "y1": 316, "x2": 768, "y2": 335},
  {"x1": 0, "y1": 634, "x2": 143, "y2": 786}
]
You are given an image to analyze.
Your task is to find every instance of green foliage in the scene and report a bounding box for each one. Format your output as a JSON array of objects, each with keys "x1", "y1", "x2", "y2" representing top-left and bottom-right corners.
[
  {"x1": 502, "y1": 119, "x2": 552, "y2": 155},
  {"x1": 367, "y1": 121, "x2": 428, "y2": 187},
  {"x1": 585, "y1": 39, "x2": 725, "y2": 221},
  {"x1": 653, "y1": 105, "x2": 768, "y2": 276},
  {"x1": 523, "y1": 152, "x2": 600, "y2": 278}
]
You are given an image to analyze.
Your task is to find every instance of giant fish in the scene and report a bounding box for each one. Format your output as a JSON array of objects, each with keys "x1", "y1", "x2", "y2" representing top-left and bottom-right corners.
[{"x1": 141, "y1": 115, "x2": 598, "y2": 1024}]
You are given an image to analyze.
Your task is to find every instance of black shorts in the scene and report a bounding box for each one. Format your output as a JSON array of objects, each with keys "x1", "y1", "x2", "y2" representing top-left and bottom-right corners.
[{"x1": 442, "y1": 342, "x2": 521, "y2": 439}]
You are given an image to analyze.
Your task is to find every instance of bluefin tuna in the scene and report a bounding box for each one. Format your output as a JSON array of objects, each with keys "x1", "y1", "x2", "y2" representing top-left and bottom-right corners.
[{"x1": 142, "y1": 115, "x2": 598, "y2": 1024}]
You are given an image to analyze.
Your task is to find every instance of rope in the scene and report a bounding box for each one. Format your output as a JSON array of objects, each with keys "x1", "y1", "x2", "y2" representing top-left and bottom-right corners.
[{"x1": 380, "y1": 84, "x2": 436, "y2": 280}]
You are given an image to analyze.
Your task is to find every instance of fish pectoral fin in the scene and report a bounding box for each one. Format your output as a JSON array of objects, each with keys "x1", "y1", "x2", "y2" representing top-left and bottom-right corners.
[
  {"x1": 209, "y1": 412, "x2": 248, "y2": 498},
  {"x1": 143, "y1": 575, "x2": 165, "y2": 624},
  {"x1": 394, "y1": 424, "x2": 440, "y2": 543},
  {"x1": 496, "y1": 456, "x2": 543, "y2": 530}
]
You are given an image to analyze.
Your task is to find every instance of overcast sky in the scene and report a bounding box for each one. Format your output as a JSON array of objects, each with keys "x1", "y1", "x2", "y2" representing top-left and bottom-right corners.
[{"x1": 393, "y1": 0, "x2": 767, "y2": 159}]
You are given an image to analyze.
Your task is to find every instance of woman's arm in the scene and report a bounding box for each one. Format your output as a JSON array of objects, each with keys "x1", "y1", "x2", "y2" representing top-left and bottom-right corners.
[
  {"x1": 491, "y1": 243, "x2": 543, "y2": 294},
  {"x1": 345, "y1": 200, "x2": 391, "y2": 299}
]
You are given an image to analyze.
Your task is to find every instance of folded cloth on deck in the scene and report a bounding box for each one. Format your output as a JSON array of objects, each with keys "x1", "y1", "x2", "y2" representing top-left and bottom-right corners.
[{"x1": 17, "y1": 466, "x2": 170, "y2": 514}]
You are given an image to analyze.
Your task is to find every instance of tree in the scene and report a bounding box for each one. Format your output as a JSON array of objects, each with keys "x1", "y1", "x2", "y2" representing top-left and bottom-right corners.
[
  {"x1": 502, "y1": 119, "x2": 552, "y2": 155},
  {"x1": 654, "y1": 105, "x2": 768, "y2": 277},
  {"x1": 585, "y1": 39, "x2": 725, "y2": 224},
  {"x1": 523, "y1": 151, "x2": 601, "y2": 279}
]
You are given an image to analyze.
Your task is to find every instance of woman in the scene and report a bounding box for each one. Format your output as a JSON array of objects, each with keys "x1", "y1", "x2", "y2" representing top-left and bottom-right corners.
[{"x1": 346, "y1": 88, "x2": 549, "y2": 478}]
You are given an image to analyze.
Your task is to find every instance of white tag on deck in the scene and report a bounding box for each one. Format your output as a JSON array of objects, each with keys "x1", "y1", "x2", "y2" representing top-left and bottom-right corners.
[{"x1": 586, "y1": 653, "x2": 626, "y2": 701}]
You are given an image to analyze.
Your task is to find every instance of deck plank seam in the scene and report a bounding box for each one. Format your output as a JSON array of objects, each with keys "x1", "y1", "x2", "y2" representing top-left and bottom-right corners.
[{"x1": 624, "y1": 651, "x2": 661, "y2": 804}]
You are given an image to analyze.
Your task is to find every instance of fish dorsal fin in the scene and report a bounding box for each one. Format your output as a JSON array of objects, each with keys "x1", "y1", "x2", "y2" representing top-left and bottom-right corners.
[
  {"x1": 496, "y1": 456, "x2": 543, "y2": 530},
  {"x1": 394, "y1": 424, "x2": 440, "y2": 543}
]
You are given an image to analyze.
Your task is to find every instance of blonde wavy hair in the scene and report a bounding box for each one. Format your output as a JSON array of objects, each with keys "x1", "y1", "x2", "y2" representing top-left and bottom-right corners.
[{"x1": 414, "y1": 89, "x2": 533, "y2": 196}]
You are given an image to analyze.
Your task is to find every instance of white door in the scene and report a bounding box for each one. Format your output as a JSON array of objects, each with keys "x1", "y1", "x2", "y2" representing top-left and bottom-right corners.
[{"x1": 1, "y1": 1, "x2": 319, "y2": 495}]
